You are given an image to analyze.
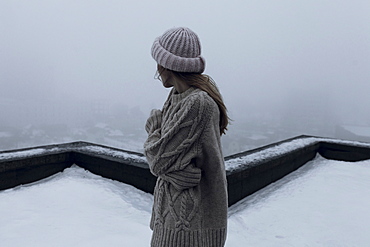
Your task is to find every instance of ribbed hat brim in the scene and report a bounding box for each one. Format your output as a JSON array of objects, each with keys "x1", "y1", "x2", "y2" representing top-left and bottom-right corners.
[{"x1": 151, "y1": 37, "x2": 206, "y2": 73}]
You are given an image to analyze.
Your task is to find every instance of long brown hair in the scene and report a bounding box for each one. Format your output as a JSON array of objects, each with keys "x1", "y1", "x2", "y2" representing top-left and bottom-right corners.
[{"x1": 171, "y1": 70, "x2": 230, "y2": 135}]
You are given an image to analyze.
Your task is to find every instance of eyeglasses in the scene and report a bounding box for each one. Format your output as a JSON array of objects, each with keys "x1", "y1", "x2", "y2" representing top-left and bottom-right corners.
[
  {"x1": 154, "y1": 66, "x2": 166, "y2": 81},
  {"x1": 154, "y1": 70, "x2": 161, "y2": 81}
]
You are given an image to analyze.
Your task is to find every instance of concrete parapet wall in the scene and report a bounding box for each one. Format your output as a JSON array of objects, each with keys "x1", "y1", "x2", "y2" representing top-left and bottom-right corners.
[
  {"x1": 226, "y1": 140, "x2": 320, "y2": 206},
  {"x1": 1, "y1": 136, "x2": 369, "y2": 206},
  {"x1": 71, "y1": 151, "x2": 156, "y2": 194}
]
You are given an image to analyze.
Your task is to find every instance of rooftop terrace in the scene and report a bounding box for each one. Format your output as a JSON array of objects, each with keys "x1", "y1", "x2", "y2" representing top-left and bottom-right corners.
[{"x1": 1, "y1": 135, "x2": 370, "y2": 246}]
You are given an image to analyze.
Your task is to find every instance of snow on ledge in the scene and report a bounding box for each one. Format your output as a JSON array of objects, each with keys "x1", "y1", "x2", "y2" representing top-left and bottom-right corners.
[
  {"x1": 0, "y1": 143, "x2": 147, "y2": 164},
  {"x1": 1, "y1": 137, "x2": 370, "y2": 170},
  {"x1": 225, "y1": 137, "x2": 318, "y2": 171},
  {"x1": 225, "y1": 137, "x2": 370, "y2": 171},
  {"x1": 74, "y1": 145, "x2": 147, "y2": 163},
  {"x1": 0, "y1": 148, "x2": 61, "y2": 161}
]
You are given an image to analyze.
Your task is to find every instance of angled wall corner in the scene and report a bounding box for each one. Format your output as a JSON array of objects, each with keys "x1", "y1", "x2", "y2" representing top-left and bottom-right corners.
[{"x1": 1, "y1": 136, "x2": 370, "y2": 206}]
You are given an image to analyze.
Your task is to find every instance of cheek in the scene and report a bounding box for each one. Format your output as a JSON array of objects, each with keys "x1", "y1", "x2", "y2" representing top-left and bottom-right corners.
[{"x1": 161, "y1": 74, "x2": 172, "y2": 87}]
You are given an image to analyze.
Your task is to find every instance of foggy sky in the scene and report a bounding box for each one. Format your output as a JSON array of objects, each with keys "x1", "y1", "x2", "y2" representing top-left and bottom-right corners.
[{"x1": 1, "y1": 0, "x2": 370, "y2": 126}]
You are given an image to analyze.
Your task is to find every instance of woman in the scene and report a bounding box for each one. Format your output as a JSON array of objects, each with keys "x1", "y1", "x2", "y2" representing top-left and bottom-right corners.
[{"x1": 144, "y1": 27, "x2": 229, "y2": 247}]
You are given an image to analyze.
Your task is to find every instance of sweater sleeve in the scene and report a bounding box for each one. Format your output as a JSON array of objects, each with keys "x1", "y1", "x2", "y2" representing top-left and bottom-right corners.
[
  {"x1": 159, "y1": 163, "x2": 202, "y2": 191},
  {"x1": 144, "y1": 93, "x2": 212, "y2": 186},
  {"x1": 144, "y1": 109, "x2": 162, "y2": 148},
  {"x1": 145, "y1": 109, "x2": 162, "y2": 134}
]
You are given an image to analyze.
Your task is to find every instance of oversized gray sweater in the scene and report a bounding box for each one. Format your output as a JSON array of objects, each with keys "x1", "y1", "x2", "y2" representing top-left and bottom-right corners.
[{"x1": 144, "y1": 87, "x2": 228, "y2": 247}]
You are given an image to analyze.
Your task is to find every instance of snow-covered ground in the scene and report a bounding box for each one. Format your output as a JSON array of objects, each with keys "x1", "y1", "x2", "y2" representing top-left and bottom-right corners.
[{"x1": 1, "y1": 155, "x2": 370, "y2": 247}]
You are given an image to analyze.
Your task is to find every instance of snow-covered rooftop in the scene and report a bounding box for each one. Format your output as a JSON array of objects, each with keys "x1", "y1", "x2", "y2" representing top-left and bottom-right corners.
[
  {"x1": 1, "y1": 155, "x2": 369, "y2": 246},
  {"x1": 225, "y1": 136, "x2": 370, "y2": 171}
]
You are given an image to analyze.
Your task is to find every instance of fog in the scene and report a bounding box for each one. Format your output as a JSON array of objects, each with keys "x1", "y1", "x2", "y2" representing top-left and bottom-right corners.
[{"x1": 1, "y1": 0, "x2": 369, "y2": 155}]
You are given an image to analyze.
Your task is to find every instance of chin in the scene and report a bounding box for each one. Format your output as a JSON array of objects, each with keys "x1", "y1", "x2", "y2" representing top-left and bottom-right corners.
[{"x1": 162, "y1": 83, "x2": 173, "y2": 88}]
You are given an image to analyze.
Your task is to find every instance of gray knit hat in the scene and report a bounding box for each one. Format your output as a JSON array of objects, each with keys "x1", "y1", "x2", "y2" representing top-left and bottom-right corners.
[{"x1": 151, "y1": 27, "x2": 206, "y2": 73}]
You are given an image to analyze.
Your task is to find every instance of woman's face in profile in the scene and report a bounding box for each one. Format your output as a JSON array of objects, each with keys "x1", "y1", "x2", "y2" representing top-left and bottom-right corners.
[{"x1": 156, "y1": 64, "x2": 173, "y2": 88}]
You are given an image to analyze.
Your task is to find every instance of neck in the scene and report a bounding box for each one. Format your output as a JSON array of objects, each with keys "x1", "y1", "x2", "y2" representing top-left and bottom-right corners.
[{"x1": 172, "y1": 78, "x2": 190, "y2": 94}]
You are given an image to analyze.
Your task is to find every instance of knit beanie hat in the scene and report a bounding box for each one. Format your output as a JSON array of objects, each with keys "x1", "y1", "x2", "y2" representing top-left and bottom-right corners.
[{"x1": 151, "y1": 27, "x2": 206, "y2": 73}]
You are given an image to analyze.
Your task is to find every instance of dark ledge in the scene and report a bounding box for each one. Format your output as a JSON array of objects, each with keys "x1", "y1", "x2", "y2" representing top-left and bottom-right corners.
[{"x1": 1, "y1": 135, "x2": 370, "y2": 206}]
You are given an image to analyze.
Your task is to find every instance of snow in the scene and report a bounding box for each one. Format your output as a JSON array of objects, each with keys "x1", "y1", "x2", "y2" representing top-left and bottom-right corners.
[
  {"x1": 227, "y1": 155, "x2": 370, "y2": 246},
  {"x1": 1, "y1": 136, "x2": 369, "y2": 168},
  {"x1": 225, "y1": 137, "x2": 318, "y2": 171},
  {"x1": 1, "y1": 155, "x2": 370, "y2": 247},
  {"x1": 0, "y1": 165, "x2": 153, "y2": 247},
  {"x1": 225, "y1": 136, "x2": 370, "y2": 171},
  {"x1": 74, "y1": 145, "x2": 147, "y2": 163},
  {"x1": 0, "y1": 144, "x2": 146, "y2": 163},
  {"x1": 0, "y1": 148, "x2": 60, "y2": 160}
]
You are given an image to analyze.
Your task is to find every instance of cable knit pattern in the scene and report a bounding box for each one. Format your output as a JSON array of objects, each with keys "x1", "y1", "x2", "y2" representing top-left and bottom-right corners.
[{"x1": 144, "y1": 87, "x2": 228, "y2": 247}]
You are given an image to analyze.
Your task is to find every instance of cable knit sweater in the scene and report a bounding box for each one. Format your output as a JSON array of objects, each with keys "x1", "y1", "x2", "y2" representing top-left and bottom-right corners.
[{"x1": 144, "y1": 87, "x2": 228, "y2": 247}]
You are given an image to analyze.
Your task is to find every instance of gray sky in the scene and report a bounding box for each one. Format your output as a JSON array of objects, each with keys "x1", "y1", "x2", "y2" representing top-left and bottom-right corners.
[{"x1": 1, "y1": 0, "x2": 369, "y2": 124}]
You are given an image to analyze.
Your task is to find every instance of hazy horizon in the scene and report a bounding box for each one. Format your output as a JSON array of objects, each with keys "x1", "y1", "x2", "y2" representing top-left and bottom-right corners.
[{"x1": 1, "y1": 1, "x2": 370, "y2": 152}]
